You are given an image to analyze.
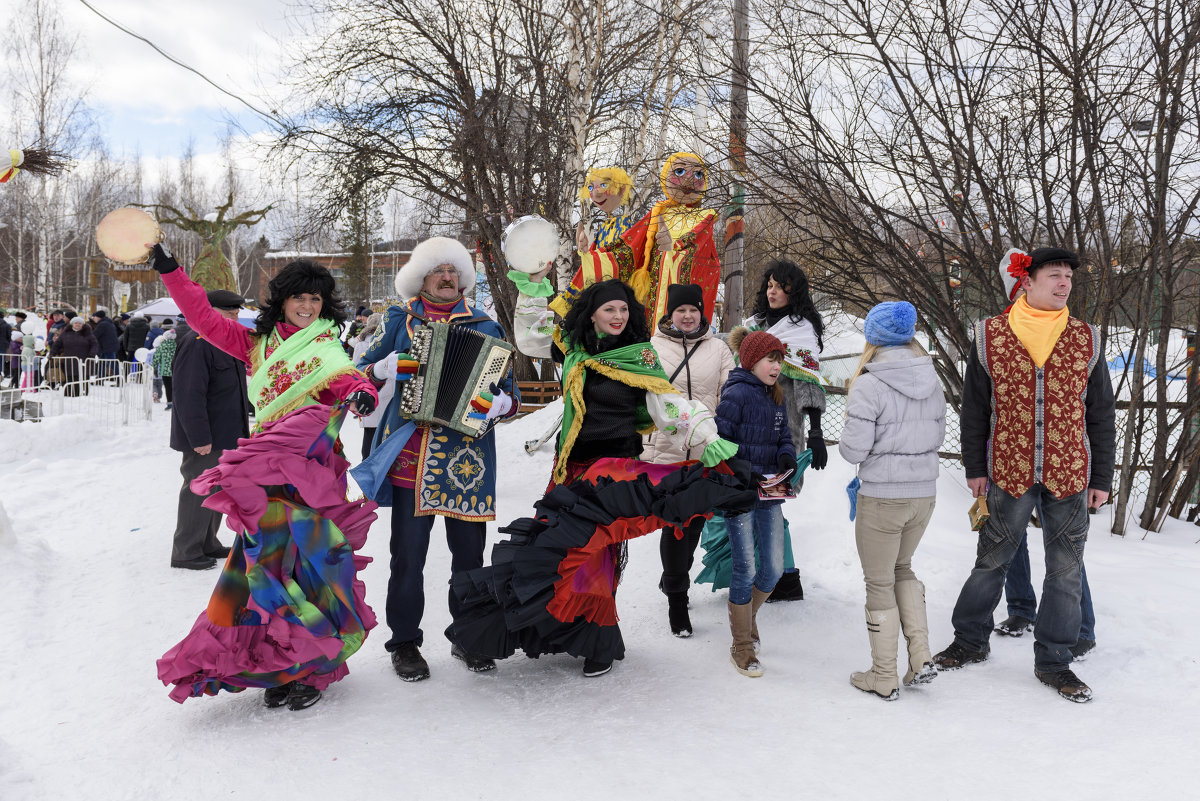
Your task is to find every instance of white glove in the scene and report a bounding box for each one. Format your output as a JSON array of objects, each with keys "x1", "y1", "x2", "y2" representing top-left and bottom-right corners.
[
  {"x1": 486, "y1": 389, "x2": 513, "y2": 420},
  {"x1": 373, "y1": 351, "x2": 399, "y2": 380}
]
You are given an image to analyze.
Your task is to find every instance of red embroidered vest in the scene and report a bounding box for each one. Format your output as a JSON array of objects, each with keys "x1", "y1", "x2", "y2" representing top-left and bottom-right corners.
[{"x1": 977, "y1": 314, "x2": 1099, "y2": 500}]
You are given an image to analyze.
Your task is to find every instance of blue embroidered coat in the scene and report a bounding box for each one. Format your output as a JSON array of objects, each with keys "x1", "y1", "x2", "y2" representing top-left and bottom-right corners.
[{"x1": 357, "y1": 297, "x2": 519, "y2": 520}]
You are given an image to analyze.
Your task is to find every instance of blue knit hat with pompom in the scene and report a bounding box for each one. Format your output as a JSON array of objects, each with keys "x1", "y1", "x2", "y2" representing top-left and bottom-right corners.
[{"x1": 864, "y1": 301, "x2": 917, "y2": 346}]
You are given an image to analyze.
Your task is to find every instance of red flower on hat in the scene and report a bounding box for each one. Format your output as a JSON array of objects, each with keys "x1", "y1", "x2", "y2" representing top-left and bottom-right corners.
[{"x1": 1007, "y1": 252, "x2": 1032, "y2": 280}]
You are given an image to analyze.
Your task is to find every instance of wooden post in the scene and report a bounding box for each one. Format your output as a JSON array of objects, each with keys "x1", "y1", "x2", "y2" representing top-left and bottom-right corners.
[{"x1": 722, "y1": 0, "x2": 748, "y2": 332}]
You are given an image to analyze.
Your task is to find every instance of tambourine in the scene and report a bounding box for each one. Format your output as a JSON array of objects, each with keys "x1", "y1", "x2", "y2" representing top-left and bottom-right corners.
[
  {"x1": 501, "y1": 215, "x2": 560, "y2": 274},
  {"x1": 95, "y1": 207, "x2": 162, "y2": 265}
]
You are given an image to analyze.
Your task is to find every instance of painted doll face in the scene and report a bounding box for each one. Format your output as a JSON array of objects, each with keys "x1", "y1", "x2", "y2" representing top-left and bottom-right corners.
[
  {"x1": 587, "y1": 180, "x2": 623, "y2": 214},
  {"x1": 591, "y1": 300, "x2": 630, "y2": 336},
  {"x1": 664, "y1": 156, "x2": 706, "y2": 205}
]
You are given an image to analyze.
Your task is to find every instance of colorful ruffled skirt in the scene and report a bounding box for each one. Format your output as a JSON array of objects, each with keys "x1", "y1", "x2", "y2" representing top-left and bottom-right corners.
[
  {"x1": 448, "y1": 458, "x2": 755, "y2": 664},
  {"x1": 157, "y1": 405, "x2": 378, "y2": 703}
]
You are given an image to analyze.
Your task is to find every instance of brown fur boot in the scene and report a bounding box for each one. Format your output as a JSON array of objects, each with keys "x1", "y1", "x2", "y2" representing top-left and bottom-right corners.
[{"x1": 750, "y1": 586, "x2": 770, "y2": 653}]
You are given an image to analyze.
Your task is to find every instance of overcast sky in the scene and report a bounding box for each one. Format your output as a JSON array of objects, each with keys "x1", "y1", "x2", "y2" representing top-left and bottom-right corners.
[{"x1": 7, "y1": 0, "x2": 295, "y2": 163}]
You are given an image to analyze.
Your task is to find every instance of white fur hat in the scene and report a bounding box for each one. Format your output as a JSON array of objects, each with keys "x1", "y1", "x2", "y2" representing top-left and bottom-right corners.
[{"x1": 394, "y1": 236, "x2": 475, "y2": 299}]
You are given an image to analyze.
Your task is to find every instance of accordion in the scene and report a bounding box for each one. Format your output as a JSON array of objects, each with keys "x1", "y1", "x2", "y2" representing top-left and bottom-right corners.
[{"x1": 399, "y1": 322, "x2": 515, "y2": 437}]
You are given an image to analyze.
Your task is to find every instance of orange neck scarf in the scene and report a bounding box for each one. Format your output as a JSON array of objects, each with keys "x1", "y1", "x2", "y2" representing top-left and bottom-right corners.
[{"x1": 1007, "y1": 295, "x2": 1069, "y2": 368}]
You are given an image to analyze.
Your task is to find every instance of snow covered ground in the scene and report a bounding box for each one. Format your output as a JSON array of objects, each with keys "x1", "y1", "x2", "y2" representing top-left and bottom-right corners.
[{"x1": 1, "y1": 404, "x2": 1197, "y2": 800}]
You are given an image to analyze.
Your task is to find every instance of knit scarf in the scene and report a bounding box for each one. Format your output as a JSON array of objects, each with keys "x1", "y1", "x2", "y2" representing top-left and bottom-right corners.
[
  {"x1": 1007, "y1": 295, "x2": 1069, "y2": 368},
  {"x1": 248, "y1": 318, "x2": 359, "y2": 425},
  {"x1": 555, "y1": 336, "x2": 677, "y2": 484}
]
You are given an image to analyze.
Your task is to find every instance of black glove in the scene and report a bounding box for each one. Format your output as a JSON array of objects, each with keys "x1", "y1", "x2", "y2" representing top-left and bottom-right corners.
[
  {"x1": 347, "y1": 390, "x2": 375, "y2": 416},
  {"x1": 751, "y1": 471, "x2": 766, "y2": 486},
  {"x1": 148, "y1": 243, "x2": 180, "y2": 275},
  {"x1": 806, "y1": 431, "x2": 828, "y2": 470},
  {"x1": 777, "y1": 453, "x2": 797, "y2": 475}
]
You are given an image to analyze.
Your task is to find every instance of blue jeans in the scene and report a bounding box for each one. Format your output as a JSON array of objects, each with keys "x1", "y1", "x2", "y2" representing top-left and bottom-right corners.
[
  {"x1": 726, "y1": 502, "x2": 786, "y2": 605},
  {"x1": 1006, "y1": 533, "x2": 1095, "y2": 641},
  {"x1": 950, "y1": 483, "x2": 1088, "y2": 672}
]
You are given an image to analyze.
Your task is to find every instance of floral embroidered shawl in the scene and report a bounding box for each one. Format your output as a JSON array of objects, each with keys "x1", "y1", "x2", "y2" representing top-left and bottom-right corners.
[{"x1": 248, "y1": 318, "x2": 360, "y2": 425}]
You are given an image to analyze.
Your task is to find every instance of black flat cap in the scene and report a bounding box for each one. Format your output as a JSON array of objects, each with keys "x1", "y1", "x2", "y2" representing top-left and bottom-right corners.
[
  {"x1": 1029, "y1": 247, "x2": 1080, "y2": 271},
  {"x1": 206, "y1": 289, "x2": 245, "y2": 310}
]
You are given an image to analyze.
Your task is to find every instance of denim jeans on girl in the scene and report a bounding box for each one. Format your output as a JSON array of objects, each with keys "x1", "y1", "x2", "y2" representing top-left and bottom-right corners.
[
  {"x1": 949, "y1": 482, "x2": 1088, "y2": 673},
  {"x1": 726, "y1": 501, "x2": 786, "y2": 605},
  {"x1": 1005, "y1": 533, "x2": 1095, "y2": 641}
]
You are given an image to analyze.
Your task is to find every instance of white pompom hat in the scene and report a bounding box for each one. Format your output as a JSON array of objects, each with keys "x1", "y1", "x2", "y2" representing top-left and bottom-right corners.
[{"x1": 394, "y1": 236, "x2": 475, "y2": 299}]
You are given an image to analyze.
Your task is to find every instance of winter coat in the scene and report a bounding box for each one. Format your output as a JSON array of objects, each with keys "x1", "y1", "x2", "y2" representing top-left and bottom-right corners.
[
  {"x1": 121, "y1": 318, "x2": 151, "y2": 356},
  {"x1": 715, "y1": 368, "x2": 796, "y2": 476},
  {"x1": 49, "y1": 325, "x2": 99, "y2": 360},
  {"x1": 169, "y1": 330, "x2": 252, "y2": 452},
  {"x1": 838, "y1": 346, "x2": 946, "y2": 499},
  {"x1": 641, "y1": 321, "x2": 735, "y2": 463},
  {"x1": 357, "y1": 296, "x2": 519, "y2": 519},
  {"x1": 93, "y1": 317, "x2": 119, "y2": 354},
  {"x1": 0, "y1": 319, "x2": 10, "y2": 352},
  {"x1": 152, "y1": 330, "x2": 178, "y2": 377},
  {"x1": 145, "y1": 326, "x2": 164, "y2": 349}
]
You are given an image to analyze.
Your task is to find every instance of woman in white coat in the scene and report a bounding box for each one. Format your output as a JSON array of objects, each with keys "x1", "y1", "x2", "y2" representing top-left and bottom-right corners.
[
  {"x1": 838, "y1": 301, "x2": 946, "y2": 701},
  {"x1": 642, "y1": 284, "x2": 736, "y2": 637}
]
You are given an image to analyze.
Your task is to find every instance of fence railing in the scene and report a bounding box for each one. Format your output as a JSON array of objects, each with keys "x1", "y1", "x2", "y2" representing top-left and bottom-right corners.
[{"x1": 0, "y1": 355, "x2": 153, "y2": 429}]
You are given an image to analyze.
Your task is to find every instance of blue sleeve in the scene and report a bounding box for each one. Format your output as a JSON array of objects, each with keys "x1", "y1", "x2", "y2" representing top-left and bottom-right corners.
[
  {"x1": 357, "y1": 307, "x2": 409, "y2": 369},
  {"x1": 778, "y1": 402, "x2": 796, "y2": 459},
  {"x1": 715, "y1": 384, "x2": 743, "y2": 441}
]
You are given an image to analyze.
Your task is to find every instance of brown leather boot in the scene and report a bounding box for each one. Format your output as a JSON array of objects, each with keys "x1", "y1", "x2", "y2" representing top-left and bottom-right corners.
[
  {"x1": 750, "y1": 586, "x2": 770, "y2": 653},
  {"x1": 728, "y1": 601, "x2": 763, "y2": 677},
  {"x1": 895, "y1": 580, "x2": 937, "y2": 686},
  {"x1": 850, "y1": 606, "x2": 900, "y2": 700}
]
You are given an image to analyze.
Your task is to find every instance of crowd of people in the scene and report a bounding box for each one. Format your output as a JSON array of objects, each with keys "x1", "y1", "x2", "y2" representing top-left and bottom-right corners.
[
  {"x1": 87, "y1": 156, "x2": 1111, "y2": 712},
  {"x1": 1, "y1": 303, "x2": 186, "y2": 393}
]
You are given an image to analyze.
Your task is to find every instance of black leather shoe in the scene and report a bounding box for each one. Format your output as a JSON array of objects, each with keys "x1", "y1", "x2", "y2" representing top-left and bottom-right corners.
[
  {"x1": 264, "y1": 683, "x2": 292, "y2": 708},
  {"x1": 204, "y1": 545, "x2": 231, "y2": 559},
  {"x1": 932, "y1": 641, "x2": 989, "y2": 670},
  {"x1": 286, "y1": 682, "x2": 322, "y2": 710},
  {"x1": 391, "y1": 642, "x2": 430, "y2": 682},
  {"x1": 582, "y1": 658, "x2": 613, "y2": 677},
  {"x1": 995, "y1": 615, "x2": 1035, "y2": 637},
  {"x1": 1035, "y1": 668, "x2": 1092, "y2": 703},
  {"x1": 451, "y1": 643, "x2": 496, "y2": 673},
  {"x1": 171, "y1": 556, "x2": 217, "y2": 570},
  {"x1": 1070, "y1": 638, "x2": 1096, "y2": 660}
]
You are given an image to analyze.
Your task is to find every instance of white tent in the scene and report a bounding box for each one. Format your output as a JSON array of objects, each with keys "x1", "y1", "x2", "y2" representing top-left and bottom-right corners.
[{"x1": 128, "y1": 297, "x2": 258, "y2": 329}]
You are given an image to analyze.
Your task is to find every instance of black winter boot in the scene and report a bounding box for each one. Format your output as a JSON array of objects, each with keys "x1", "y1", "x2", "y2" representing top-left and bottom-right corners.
[
  {"x1": 667, "y1": 592, "x2": 692, "y2": 638},
  {"x1": 286, "y1": 682, "x2": 322, "y2": 711},
  {"x1": 767, "y1": 570, "x2": 804, "y2": 602},
  {"x1": 264, "y1": 682, "x2": 292, "y2": 708},
  {"x1": 391, "y1": 641, "x2": 431, "y2": 682}
]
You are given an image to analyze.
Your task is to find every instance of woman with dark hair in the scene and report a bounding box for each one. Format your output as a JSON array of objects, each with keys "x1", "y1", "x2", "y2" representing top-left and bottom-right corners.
[
  {"x1": 696, "y1": 259, "x2": 827, "y2": 601},
  {"x1": 150, "y1": 244, "x2": 379, "y2": 711},
  {"x1": 449, "y1": 272, "x2": 753, "y2": 678}
]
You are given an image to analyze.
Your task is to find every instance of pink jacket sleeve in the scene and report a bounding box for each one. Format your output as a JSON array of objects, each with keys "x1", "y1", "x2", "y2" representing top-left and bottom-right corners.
[{"x1": 161, "y1": 269, "x2": 255, "y2": 364}]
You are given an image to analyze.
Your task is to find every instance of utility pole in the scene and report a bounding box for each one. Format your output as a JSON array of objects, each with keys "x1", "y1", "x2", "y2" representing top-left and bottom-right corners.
[{"x1": 723, "y1": 0, "x2": 749, "y2": 331}]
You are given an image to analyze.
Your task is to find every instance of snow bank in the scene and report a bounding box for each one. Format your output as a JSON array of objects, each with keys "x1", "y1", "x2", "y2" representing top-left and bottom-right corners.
[{"x1": 2, "y1": 403, "x2": 1197, "y2": 800}]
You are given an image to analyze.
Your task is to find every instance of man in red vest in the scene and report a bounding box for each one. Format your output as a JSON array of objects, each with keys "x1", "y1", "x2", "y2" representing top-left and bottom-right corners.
[{"x1": 932, "y1": 247, "x2": 1116, "y2": 702}]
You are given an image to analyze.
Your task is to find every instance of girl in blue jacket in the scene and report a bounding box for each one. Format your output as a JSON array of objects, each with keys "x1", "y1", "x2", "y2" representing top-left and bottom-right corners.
[{"x1": 715, "y1": 330, "x2": 797, "y2": 677}]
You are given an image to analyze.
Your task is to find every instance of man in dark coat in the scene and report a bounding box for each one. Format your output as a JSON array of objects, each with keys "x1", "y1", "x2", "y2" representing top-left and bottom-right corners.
[
  {"x1": 0, "y1": 315, "x2": 11, "y2": 382},
  {"x1": 121, "y1": 313, "x2": 151, "y2": 360},
  {"x1": 168, "y1": 289, "x2": 252, "y2": 570},
  {"x1": 49, "y1": 317, "x2": 99, "y2": 395}
]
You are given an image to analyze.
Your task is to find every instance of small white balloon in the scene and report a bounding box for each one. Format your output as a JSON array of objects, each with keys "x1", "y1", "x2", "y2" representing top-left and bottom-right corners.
[{"x1": 135, "y1": 347, "x2": 151, "y2": 363}]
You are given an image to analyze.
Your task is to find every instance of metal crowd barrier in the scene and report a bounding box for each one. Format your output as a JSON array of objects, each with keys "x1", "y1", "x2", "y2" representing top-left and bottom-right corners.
[{"x1": 0, "y1": 356, "x2": 153, "y2": 428}]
